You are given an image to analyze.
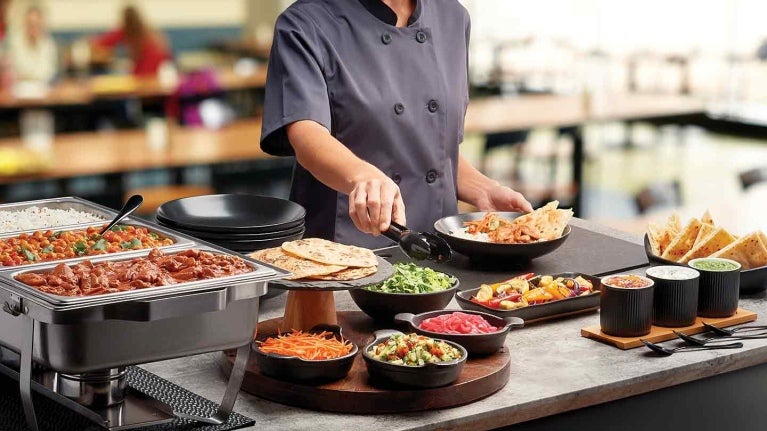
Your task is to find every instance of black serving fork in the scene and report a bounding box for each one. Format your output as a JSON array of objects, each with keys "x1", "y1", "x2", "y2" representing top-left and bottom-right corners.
[{"x1": 640, "y1": 339, "x2": 744, "y2": 356}]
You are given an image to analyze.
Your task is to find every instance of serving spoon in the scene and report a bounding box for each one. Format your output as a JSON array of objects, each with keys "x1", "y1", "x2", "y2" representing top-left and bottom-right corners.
[
  {"x1": 702, "y1": 322, "x2": 767, "y2": 336},
  {"x1": 383, "y1": 221, "x2": 452, "y2": 263},
  {"x1": 99, "y1": 194, "x2": 144, "y2": 235},
  {"x1": 673, "y1": 330, "x2": 767, "y2": 346},
  {"x1": 640, "y1": 339, "x2": 743, "y2": 356}
]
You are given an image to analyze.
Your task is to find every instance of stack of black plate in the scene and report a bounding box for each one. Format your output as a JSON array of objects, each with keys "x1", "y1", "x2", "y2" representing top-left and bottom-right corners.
[{"x1": 156, "y1": 194, "x2": 306, "y2": 254}]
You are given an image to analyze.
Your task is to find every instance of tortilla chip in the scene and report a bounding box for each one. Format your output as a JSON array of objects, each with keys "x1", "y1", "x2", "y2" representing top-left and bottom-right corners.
[
  {"x1": 679, "y1": 227, "x2": 736, "y2": 264},
  {"x1": 249, "y1": 247, "x2": 347, "y2": 280},
  {"x1": 692, "y1": 223, "x2": 716, "y2": 249},
  {"x1": 701, "y1": 210, "x2": 714, "y2": 226},
  {"x1": 282, "y1": 238, "x2": 377, "y2": 268},
  {"x1": 304, "y1": 265, "x2": 378, "y2": 281},
  {"x1": 710, "y1": 232, "x2": 767, "y2": 270},
  {"x1": 661, "y1": 218, "x2": 702, "y2": 262}
]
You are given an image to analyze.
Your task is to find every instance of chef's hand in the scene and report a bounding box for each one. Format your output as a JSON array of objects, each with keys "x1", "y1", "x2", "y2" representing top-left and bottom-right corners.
[
  {"x1": 476, "y1": 184, "x2": 533, "y2": 213},
  {"x1": 349, "y1": 178, "x2": 406, "y2": 236}
]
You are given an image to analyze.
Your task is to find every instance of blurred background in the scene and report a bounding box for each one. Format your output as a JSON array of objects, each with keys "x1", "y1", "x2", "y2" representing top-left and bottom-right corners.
[{"x1": 1, "y1": 0, "x2": 767, "y2": 235}]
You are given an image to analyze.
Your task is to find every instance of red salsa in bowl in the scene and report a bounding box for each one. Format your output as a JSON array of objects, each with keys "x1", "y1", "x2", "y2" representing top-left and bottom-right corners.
[{"x1": 602, "y1": 275, "x2": 654, "y2": 289}]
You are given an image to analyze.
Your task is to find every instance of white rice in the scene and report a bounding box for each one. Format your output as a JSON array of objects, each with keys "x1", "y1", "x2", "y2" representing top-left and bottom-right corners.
[
  {"x1": 450, "y1": 228, "x2": 490, "y2": 242},
  {"x1": 0, "y1": 206, "x2": 106, "y2": 233}
]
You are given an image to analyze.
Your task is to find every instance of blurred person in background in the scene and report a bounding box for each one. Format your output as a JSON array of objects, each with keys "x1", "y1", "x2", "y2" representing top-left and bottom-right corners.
[
  {"x1": 8, "y1": 5, "x2": 57, "y2": 83},
  {"x1": 91, "y1": 5, "x2": 171, "y2": 77}
]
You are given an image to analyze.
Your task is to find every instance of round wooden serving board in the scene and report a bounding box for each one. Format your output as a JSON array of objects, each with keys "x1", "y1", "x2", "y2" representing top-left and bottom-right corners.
[{"x1": 221, "y1": 311, "x2": 511, "y2": 414}]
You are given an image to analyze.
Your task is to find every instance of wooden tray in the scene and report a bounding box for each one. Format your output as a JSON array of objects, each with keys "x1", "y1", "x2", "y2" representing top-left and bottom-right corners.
[
  {"x1": 221, "y1": 311, "x2": 510, "y2": 414},
  {"x1": 581, "y1": 308, "x2": 758, "y2": 349}
]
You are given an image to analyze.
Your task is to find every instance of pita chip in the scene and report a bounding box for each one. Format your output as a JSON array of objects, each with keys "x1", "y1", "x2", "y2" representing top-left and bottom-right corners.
[
  {"x1": 679, "y1": 227, "x2": 736, "y2": 264},
  {"x1": 667, "y1": 213, "x2": 682, "y2": 236},
  {"x1": 701, "y1": 210, "x2": 714, "y2": 226},
  {"x1": 692, "y1": 223, "x2": 715, "y2": 249},
  {"x1": 661, "y1": 218, "x2": 702, "y2": 262},
  {"x1": 710, "y1": 232, "x2": 767, "y2": 270}
]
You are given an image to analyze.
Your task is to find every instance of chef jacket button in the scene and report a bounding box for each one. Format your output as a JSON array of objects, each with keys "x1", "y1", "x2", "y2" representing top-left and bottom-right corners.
[
  {"x1": 425, "y1": 170, "x2": 438, "y2": 184},
  {"x1": 381, "y1": 33, "x2": 393, "y2": 45},
  {"x1": 416, "y1": 31, "x2": 427, "y2": 43},
  {"x1": 393, "y1": 103, "x2": 405, "y2": 115},
  {"x1": 427, "y1": 99, "x2": 439, "y2": 113},
  {"x1": 392, "y1": 173, "x2": 402, "y2": 184}
]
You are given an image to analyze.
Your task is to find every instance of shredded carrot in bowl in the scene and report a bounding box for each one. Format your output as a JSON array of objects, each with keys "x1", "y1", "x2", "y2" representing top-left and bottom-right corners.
[{"x1": 257, "y1": 330, "x2": 354, "y2": 360}]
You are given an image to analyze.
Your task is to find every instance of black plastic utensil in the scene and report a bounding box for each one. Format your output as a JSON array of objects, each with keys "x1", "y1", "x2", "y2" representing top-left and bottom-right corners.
[
  {"x1": 673, "y1": 330, "x2": 767, "y2": 347},
  {"x1": 384, "y1": 221, "x2": 451, "y2": 263},
  {"x1": 99, "y1": 194, "x2": 144, "y2": 235},
  {"x1": 702, "y1": 322, "x2": 767, "y2": 336},
  {"x1": 641, "y1": 339, "x2": 743, "y2": 356}
]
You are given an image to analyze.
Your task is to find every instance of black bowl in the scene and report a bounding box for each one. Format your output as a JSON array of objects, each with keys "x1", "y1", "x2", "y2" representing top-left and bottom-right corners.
[
  {"x1": 348, "y1": 278, "x2": 459, "y2": 321},
  {"x1": 157, "y1": 219, "x2": 305, "y2": 240},
  {"x1": 434, "y1": 212, "x2": 570, "y2": 260},
  {"x1": 362, "y1": 330, "x2": 467, "y2": 388},
  {"x1": 644, "y1": 234, "x2": 767, "y2": 293},
  {"x1": 394, "y1": 310, "x2": 523, "y2": 355},
  {"x1": 157, "y1": 194, "x2": 305, "y2": 233},
  {"x1": 254, "y1": 324, "x2": 357, "y2": 383},
  {"x1": 455, "y1": 273, "x2": 601, "y2": 323}
]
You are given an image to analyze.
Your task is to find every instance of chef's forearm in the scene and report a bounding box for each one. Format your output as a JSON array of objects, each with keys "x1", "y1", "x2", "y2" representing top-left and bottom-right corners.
[
  {"x1": 456, "y1": 154, "x2": 498, "y2": 205},
  {"x1": 286, "y1": 120, "x2": 389, "y2": 194}
]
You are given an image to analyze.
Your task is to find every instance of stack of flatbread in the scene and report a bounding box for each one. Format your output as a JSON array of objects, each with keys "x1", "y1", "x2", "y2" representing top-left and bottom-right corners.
[
  {"x1": 647, "y1": 210, "x2": 767, "y2": 269},
  {"x1": 249, "y1": 238, "x2": 378, "y2": 281},
  {"x1": 511, "y1": 200, "x2": 574, "y2": 241}
]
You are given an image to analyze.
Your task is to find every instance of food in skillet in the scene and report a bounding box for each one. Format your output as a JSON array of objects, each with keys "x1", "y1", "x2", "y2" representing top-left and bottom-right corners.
[
  {"x1": 646, "y1": 210, "x2": 767, "y2": 269},
  {"x1": 418, "y1": 312, "x2": 501, "y2": 334},
  {"x1": 0, "y1": 224, "x2": 173, "y2": 267},
  {"x1": 366, "y1": 262, "x2": 456, "y2": 293},
  {"x1": 249, "y1": 238, "x2": 378, "y2": 281},
  {"x1": 453, "y1": 201, "x2": 572, "y2": 244},
  {"x1": 367, "y1": 333, "x2": 463, "y2": 366},
  {"x1": 257, "y1": 330, "x2": 354, "y2": 360},
  {"x1": 471, "y1": 273, "x2": 595, "y2": 310},
  {"x1": 15, "y1": 248, "x2": 253, "y2": 297}
]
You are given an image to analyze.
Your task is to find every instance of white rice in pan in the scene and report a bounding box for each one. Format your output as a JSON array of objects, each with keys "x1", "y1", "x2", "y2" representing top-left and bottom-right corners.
[{"x1": 0, "y1": 206, "x2": 106, "y2": 233}]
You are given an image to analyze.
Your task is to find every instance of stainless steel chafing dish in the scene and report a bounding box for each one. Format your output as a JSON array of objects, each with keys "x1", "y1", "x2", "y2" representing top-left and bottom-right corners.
[
  {"x1": 0, "y1": 197, "x2": 289, "y2": 431},
  {"x1": 0, "y1": 196, "x2": 115, "y2": 235}
]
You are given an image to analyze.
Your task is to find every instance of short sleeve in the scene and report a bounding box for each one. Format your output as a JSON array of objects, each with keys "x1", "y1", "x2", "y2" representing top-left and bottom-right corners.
[{"x1": 260, "y1": 10, "x2": 331, "y2": 156}]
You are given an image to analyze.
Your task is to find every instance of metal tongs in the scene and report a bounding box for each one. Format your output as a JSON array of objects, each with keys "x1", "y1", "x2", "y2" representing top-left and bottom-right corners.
[{"x1": 383, "y1": 221, "x2": 452, "y2": 263}]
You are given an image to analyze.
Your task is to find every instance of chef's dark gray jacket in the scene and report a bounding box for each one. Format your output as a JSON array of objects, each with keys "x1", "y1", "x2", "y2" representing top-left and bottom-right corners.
[{"x1": 261, "y1": 0, "x2": 470, "y2": 248}]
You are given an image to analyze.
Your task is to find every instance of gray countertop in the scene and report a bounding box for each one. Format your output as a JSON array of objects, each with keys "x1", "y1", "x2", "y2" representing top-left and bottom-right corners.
[{"x1": 142, "y1": 219, "x2": 767, "y2": 430}]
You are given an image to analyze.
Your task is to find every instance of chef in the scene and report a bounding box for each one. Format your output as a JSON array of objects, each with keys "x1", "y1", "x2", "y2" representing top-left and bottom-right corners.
[{"x1": 261, "y1": 0, "x2": 532, "y2": 248}]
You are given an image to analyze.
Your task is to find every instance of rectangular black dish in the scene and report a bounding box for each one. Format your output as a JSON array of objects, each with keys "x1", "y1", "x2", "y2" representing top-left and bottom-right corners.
[{"x1": 455, "y1": 272, "x2": 601, "y2": 323}]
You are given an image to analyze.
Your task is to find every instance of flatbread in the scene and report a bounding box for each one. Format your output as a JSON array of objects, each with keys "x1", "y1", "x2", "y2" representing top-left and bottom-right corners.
[
  {"x1": 249, "y1": 247, "x2": 347, "y2": 280},
  {"x1": 692, "y1": 223, "x2": 716, "y2": 249},
  {"x1": 678, "y1": 227, "x2": 736, "y2": 264},
  {"x1": 512, "y1": 201, "x2": 573, "y2": 241},
  {"x1": 304, "y1": 265, "x2": 378, "y2": 281},
  {"x1": 281, "y1": 238, "x2": 377, "y2": 268},
  {"x1": 647, "y1": 222, "x2": 664, "y2": 256},
  {"x1": 710, "y1": 232, "x2": 767, "y2": 270},
  {"x1": 701, "y1": 210, "x2": 714, "y2": 226},
  {"x1": 661, "y1": 218, "x2": 702, "y2": 262},
  {"x1": 667, "y1": 213, "x2": 682, "y2": 236}
]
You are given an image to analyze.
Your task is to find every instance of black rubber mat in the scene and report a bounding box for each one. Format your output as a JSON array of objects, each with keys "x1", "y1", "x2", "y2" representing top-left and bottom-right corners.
[{"x1": 0, "y1": 366, "x2": 254, "y2": 431}]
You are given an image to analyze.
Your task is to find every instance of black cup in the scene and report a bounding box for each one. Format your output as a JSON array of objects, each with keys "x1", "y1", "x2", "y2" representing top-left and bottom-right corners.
[
  {"x1": 600, "y1": 275, "x2": 655, "y2": 337},
  {"x1": 689, "y1": 258, "x2": 741, "y2": 318},
  {"x1": 646, "y1": 266, "x2": 700, "y2": 327}
]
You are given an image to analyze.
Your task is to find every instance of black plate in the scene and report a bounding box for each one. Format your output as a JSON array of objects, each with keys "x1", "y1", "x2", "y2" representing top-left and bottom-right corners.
[
  {"x1": 434, "y1": 212, "x2": 570, "y2": 260},
  {"x1": 205, "y1": 229, "x2": 305, "y2": 252},
  {"x1": 394, "y1": 310, "x2": 523, "y2": 356},
  {"x1": 455, "y1": 272, "x2": 601, "y2": 323},
  {"x1": 267, "y1": 256, "x2": 395, "y2": 291},
  {"x1": 644, "y1": 234, "x2": 767, "y2": 293},
  {"x1": 157, "y1": 219, "x2": 305, "y2": 240},
  {"x1": 349, "y1": 278, "x2": 459, "y2": 321},
  {"x1": 254, "y1": 324, "x2": 357, "y2": 383},
  {"x1": 362, "y1": 329, "x2": 467, "y2": 388},
  {"x1": 156, "y1": 194, "x2": 305, "y2": 233}
]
